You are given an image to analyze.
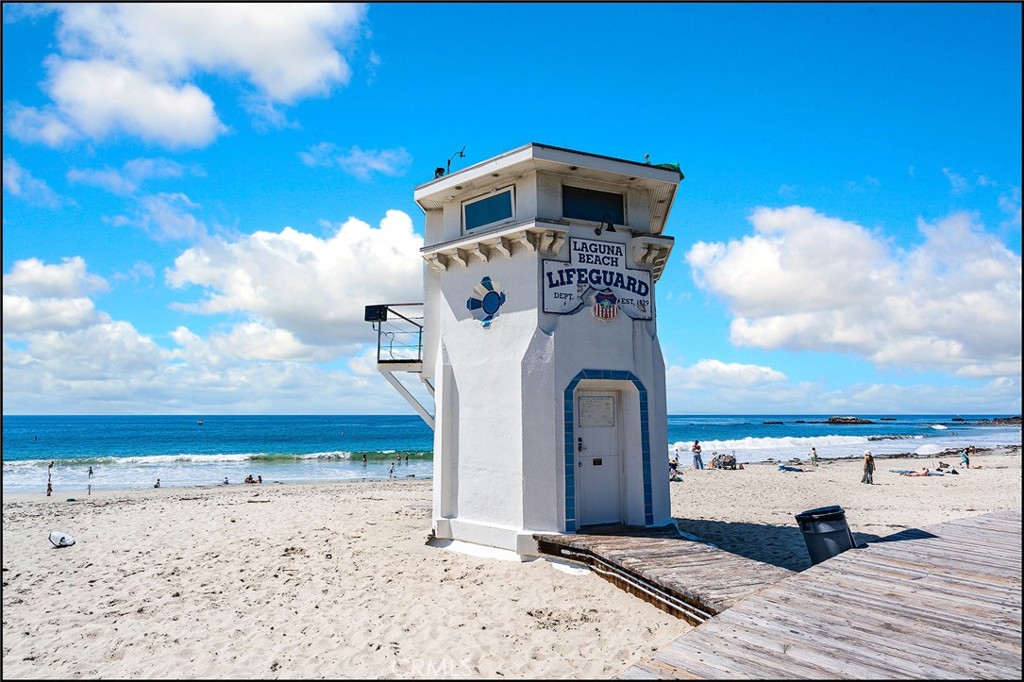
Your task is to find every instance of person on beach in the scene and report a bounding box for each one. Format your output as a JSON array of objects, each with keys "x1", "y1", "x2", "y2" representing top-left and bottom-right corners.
[
  {"x1": 388, "y1": 462, "x2": 395, "y2": 479},
  {"x1": 223, "y1": 477, "x2": 229, "y2": 485},
  {"x1": 669, "y1": 457, "x2": 680, "y2": 481},
  {"x1": 861, "y1": 451, "x2": 875, "y2": 484},
  {"x1": 810, "y1": 447, "x2": 819, "y2": 467},
  {"x1": 154, "y1": 478, "x2": 161, "y2": 488},
  {"x1": 960, "y1": 449, "x2": 970, "y2": 469},
  {"x1": 88, "y1": 466, "x2": 94, "y2": 478},
  {"x1": 257, "y1": 475, "x2": 262, "y2": 484},
  {"x1": 405, "y1": 454, "x2": 409, "y2": 464},
  {"x1": 362, "y1": 453, "x2": 367, "y2": 466},
  {"x1": 902, "y1": 467, "x2": 931, "y2": 477},
  {"x1": 691, "y1": 441, "x2": 704, "y2": 470}
]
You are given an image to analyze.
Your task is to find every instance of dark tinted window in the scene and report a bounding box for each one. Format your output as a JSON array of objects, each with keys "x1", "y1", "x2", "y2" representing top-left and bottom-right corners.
[
  {"x1": 562, "y1": 185, "x2": 624, "y2": 224},
  {"x1": 464, "y1": 190, "x2": 513, "y2": 231}
]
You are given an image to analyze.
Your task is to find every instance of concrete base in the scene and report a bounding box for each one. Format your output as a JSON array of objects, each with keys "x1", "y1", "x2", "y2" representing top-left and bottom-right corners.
[{"x1": 432, "y1": 517, "x2": 550, "y2": 558}]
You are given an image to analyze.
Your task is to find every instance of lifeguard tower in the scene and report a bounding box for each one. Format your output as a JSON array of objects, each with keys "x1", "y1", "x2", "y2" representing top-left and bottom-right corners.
[{"x1": 367, "y1": 143, "x2": 681, "y2": 556}]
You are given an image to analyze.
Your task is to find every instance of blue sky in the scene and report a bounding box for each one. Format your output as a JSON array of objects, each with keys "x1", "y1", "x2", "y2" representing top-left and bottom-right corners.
[{"x1": 3, "y1": 3, "x2": 1021, "y2": 415}]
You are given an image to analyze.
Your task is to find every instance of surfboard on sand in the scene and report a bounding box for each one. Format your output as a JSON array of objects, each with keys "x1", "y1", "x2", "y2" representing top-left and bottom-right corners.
[{"x1": 49, "y1": 531, "x2": 76, "y2": 548}]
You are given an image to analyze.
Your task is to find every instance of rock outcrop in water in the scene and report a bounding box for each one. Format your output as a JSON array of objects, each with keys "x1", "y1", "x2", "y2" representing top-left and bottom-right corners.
[
  {"x1": 975, "y1": 416, "x2": 1021, "y2": 426},
  {"x1": 827, "y1": 416, "x2": 874, "y2": 425}
]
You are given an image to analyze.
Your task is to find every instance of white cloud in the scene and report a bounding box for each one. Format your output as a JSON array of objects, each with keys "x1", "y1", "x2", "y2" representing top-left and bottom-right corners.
[
  {"x1": 683, "y1": 359, "x2": 787, "y2": 387},
  {"x1": 299, "y1": 143, "x2": 413, "y2": 180},
  {"x1": 207, "y1": 322, "x2": 341, "y2": 363},
  {"x1": 999, "y1": 186, "x2": 1021, "y2": 232},
  {"x1": 1, "y1": 253, "x2": 414, "y2": 415},
  {"x1": 2, "y1": 295, "x2": 106, "y2": 335},
  {"x1": 4, "y1": 103, "x2": 78, "y2": 147},
  {"x1": 2, "y1": 156, "x2": 66, "y2": 208},
  {"x1": 111, "y1": 192, "x2": 208, "y2": 241},
  {"x1": 55, "y1": 4, "x2": 365, "y2": 102},
  {"x1": 48, "y1": 58, "x2": 226, "y2": 148},
  {"x1": 3, "y1": 257, "x2": 109, "y2": 335},
  {"x1": 67, "y1": 158, "x2": 188, "y2": 195},
  {"x1": 240, "y1": 96, "x2": 301, "y2": 132},
  {"x1": 166, "y1": 210, "x2": 423, "y2": 346},
  {"x1": 112, "y1": 261, "x2": 157, "y2": 285},
  {"x1": 942, "y1": 167, "x2": 998, "y2": 197},
  {"x1": 6, "y1": 4, "x2": 366, "y2": 148},
  {"x1": 3, "y1": 256, "x2": 108, "y2": 298},
  {"x1": 685, "y1": 206, "x2": 1022, "y2": 378},
  {"x1": 942, "y1": 167, "x2": 971, "y2": 196},
  {"x1": 664, "y1": 359, "x2": 1021, "y2": 415}
]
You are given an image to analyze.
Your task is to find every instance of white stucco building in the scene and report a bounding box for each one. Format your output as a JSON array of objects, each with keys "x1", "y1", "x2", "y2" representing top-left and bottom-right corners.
[{"x1": 373, "y1": 143, "x2": 681, "y2": 556}]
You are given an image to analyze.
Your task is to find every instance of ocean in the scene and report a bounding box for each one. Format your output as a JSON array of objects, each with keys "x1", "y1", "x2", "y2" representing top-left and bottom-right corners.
[{"x1": 3, "y1": 414, "x2": 1020, "y2": 495}]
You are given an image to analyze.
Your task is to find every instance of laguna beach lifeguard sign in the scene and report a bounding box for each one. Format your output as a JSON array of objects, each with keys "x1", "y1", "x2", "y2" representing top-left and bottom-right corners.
[
  {"x1": 543, "y1": 238, "x2": 653, "y2": 320},
  {"x1": 410, "y1": 143, "x2": 680, "y2": 557}
]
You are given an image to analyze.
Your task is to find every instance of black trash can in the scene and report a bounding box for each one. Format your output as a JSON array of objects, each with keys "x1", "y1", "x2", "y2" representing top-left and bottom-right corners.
[{"x1": 794, "y1": 505, "x2": 856, "y2": 565}]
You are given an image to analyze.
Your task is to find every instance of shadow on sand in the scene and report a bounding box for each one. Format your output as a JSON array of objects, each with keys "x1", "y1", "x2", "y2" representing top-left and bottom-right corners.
[{"x1": 671, "y1": 517, "x2": 929, "y2": 572}]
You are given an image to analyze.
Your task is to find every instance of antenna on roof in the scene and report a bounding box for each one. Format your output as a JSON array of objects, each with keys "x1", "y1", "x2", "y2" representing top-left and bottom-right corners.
[{"x1": 447, "y1": 146, "x2": 466, "y2": 175}]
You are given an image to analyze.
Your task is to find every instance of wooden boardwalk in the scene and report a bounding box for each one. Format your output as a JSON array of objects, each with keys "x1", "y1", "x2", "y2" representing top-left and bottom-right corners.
[
  {"x1": 535, "y1": 525, "x2": 795, "y2": 625},
  {"x1": 621, "y1": 510, "x2": 1022, "y2": 680}
]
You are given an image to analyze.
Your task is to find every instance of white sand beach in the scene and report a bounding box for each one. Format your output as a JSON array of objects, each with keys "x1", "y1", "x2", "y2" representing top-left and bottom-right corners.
[{"x1": 3, "y1": 447, "x2": 1020, "y2": 679}]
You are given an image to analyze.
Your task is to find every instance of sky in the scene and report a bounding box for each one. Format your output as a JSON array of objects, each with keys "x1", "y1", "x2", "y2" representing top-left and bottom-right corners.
[{"x1": 2, "y1": 2, "x2": 1021, "y2": 416}]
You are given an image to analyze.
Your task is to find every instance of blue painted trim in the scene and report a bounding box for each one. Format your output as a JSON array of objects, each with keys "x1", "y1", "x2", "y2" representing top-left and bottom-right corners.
[{"x1": 563, "y1": 370, "x2": 654, "y2": 530}]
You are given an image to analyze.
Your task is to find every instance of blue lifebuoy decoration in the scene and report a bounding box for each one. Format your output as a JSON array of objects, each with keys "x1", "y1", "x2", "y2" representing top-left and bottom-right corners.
[{"x1": 466, "y1": 277, "x2": 506, "y2": 328}]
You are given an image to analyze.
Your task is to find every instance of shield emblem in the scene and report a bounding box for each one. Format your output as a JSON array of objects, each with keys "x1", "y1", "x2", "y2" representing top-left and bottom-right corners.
[{"x1": 592, "y1": 290, "x2": 618, "y2": 322}]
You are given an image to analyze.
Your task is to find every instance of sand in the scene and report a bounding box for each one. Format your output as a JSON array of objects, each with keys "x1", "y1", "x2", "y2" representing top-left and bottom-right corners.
[{"x1": 3, "y1": 446, "x2": 1020, "y2": 679}]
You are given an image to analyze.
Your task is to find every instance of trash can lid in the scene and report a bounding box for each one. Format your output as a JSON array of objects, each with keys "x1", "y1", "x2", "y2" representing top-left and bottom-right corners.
[{"x1": 795, "y1": 505, "x2": 845, "y2": 520}]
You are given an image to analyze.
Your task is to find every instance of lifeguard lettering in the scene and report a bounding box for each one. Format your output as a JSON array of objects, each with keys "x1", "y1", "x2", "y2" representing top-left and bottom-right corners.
[{"x1": 543, "y1": 268, "x2": 649, "y2": 296}]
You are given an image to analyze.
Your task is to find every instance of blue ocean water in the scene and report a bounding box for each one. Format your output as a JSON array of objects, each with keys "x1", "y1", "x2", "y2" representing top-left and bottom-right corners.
[
  {"x1": 2, "y1": 415, "x2": 433, "y2": 495},
  {"x1": 3, "y1": 414, "x2": 1019, "y2": 495}
]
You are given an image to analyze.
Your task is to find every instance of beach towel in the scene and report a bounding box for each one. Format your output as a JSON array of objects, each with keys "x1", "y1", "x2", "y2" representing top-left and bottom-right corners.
[{"x1": 890, "y1": 469, "x2": 944, "y2": 476}]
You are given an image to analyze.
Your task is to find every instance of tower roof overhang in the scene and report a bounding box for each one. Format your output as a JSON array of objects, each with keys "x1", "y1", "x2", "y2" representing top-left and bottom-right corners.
[{"x1": 414, "y1": 143, "x2": 681, "y2": 235}]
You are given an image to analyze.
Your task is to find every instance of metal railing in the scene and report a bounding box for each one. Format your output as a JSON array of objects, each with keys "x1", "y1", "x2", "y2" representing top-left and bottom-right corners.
[{"x1": 364, "y1": 303, "x2": 424, "y2": 364}]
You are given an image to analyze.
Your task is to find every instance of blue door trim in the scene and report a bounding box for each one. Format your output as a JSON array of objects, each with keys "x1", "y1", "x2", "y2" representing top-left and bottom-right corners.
[{"x1": 563, "y1": 370, "x2": 652, "y2": 532}]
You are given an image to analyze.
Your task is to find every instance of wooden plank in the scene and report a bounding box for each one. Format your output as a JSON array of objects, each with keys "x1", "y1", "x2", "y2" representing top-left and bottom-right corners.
[
  {"x1": 660, "y1": 630, "x2": 867, "y2": 679},
  {"x1": 619, "y1": 656, "x2": 703, "y2": 680},
  {"x1": 655, "y1": 638, "x2": 796, "y2": 680},
  {"x1": 755, "y1": 582, "x2": 1021, "y2": 659},
  {"x1": 716, "y1": 595, "x2": 1019, "y2": 679},
  {"x1": 865, "y1": 529, "x2": 1022, "y2": 561},
  {"x1": 857, "y1": 546, "x2": 1022, "y2": 581},
  {"x1": 776, "y1": 578, "x2": 1022, "y2": 645},
  {"x1": 787, "y1": 567, "x2": 1022, "y2": 626},
  {"x1": 811, "y1": 560, "x2": 1021, "y2": 608},
  {"x1": 735, "y1": 597, "x2": 1020, "y2": 678},
  {"x1": 830, "y1": 550, "x2": 1021, "y2": 588},
  {"x1": 694, "y1": 614, "x2": 944, "y2": 679}
]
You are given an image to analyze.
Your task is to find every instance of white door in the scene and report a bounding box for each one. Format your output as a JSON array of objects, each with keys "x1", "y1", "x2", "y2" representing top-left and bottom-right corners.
[{"x1": 576, "y1": 392, "x2": 622, "y2": 526}]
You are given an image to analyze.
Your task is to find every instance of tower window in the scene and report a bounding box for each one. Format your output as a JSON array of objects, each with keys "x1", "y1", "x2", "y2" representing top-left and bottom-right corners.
[
  {"x1": 562, "y1": 185, "x2": 624, "y2": 225},
  {"x1": 463, "y1": 187, "x2": 514, "y2": 232}
]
